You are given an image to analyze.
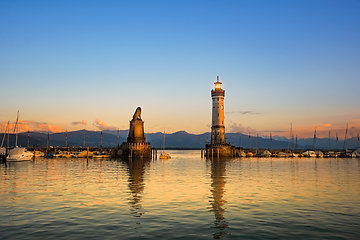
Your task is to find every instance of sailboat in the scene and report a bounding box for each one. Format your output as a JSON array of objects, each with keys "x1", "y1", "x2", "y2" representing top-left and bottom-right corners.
[
  {"x1": 1, "y1": 121, "x2": 10, "y2": 161},
  {"x1": 159, "y1": 132, "x2": 171, "y2": 160},
  {"x1": 6, "y1": 111, "x2": 34, "y2": 162}
]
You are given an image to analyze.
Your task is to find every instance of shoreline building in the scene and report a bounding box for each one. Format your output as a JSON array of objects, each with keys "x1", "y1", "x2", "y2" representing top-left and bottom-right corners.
[
  {"x1": 205, "y1": 76, "x2": 234, "y2": 158},
  {"x1": 116, "y1": 107, "x2": 151, "y2": 159}
]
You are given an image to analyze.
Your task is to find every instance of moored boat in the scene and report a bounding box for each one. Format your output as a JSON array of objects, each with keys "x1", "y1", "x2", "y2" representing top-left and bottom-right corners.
[
  {"x1": 352, "y1": 148, "x2": 360, "y2": 158},
  {"x1": 34, "y1": 151, "x2": 45, "y2": 157},
  {"x1": 53, "y1": 151, "x2": 63, "y2": 157},
  {"x1": 61, "y1": 151, "x2": 72, "y2": 158},
  {"x1": 238, "y1": 150, "x2": 246, "y2": 157},
  {"x1": 159, "y1": 151, "x2": 171, "y2": 160},
  {"x1": 315, "y1": 151, "x2": 323, "y2": 158},
  {"x1": 262, "y1": 150, "x2": 271, "y2": 158},
  {"x1": 0, "y1": 147, "x2": 6, "y2": 161},
  {"x1": 289, "y1": 152, "x2": 298, "y2": 157},
  {"x1": 328, "y1": 151, "x2": 337, "y2": 157},
  {"x1": 93, "y1": 151, "x2": 111, "y2": 159},
  {"x1": 72, "y1": 150, "x2": 93, "y2": 158},
  {"x1": 277, "y1": 152, "x2": 286, "y2": 158},
  {"x1": 159, "y1": 132, "x2": 171, "y2": 160},
  {"x1": 246, "y1": 152, "x2": 253, "y2": 157},
  {"x1": 6, "y1": 147, "x2": 34, "y2": 162},
  {"x1": 6, "y1": 112, "x2": 34, "y2": 162},
  {"x1": 303, "y1": 150, "x2": 316, "y2": 157}
]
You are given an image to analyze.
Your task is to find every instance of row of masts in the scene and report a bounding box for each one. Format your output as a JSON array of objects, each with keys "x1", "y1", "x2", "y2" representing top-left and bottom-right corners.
[
  {"x1": 237, "y1": 123, "x2": 359, "y2": 152},
  {"x1": 1, "y1": 127, "x2": 122, "y2": 149}
]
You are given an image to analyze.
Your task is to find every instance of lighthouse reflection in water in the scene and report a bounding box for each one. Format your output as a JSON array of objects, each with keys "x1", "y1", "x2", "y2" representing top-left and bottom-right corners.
[
  {"x1": 1, "y1": 150, "x2": 360, "y2": 239},
  {"x1": 209, "y1": 159, "x2": 228, "y2": 239}
]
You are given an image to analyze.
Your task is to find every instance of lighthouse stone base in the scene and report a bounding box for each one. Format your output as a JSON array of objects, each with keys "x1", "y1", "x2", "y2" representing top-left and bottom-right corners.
[{"x1": 205, "y1": 143, "x2": 235, "y2": 158}]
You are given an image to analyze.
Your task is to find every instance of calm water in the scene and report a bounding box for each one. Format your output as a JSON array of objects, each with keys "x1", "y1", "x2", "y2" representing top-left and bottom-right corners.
[{"x1": 1, "y1": 150, "x2": 360, "y2": 239}]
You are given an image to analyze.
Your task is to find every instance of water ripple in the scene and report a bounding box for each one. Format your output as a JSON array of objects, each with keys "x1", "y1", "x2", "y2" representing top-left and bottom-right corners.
[{"x1": 1, "y1": 152, "x2": 360, "y2": 239}]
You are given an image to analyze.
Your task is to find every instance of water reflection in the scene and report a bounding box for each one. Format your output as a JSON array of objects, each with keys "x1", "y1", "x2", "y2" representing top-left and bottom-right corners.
[
  {"x1": 209, "y1": 159, "x2": 229, "y2": 239},
  {"x1": 123, "y1": 159, "x2": 150, "y2": 218}
]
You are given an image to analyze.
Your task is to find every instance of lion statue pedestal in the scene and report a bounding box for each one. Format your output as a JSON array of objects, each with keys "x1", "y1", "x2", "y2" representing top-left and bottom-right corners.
[{"x1": 117, "y1": 107, "x2": 151, "y2": 159}]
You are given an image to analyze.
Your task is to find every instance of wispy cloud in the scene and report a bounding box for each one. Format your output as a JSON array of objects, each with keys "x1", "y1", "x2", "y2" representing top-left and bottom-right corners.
[
  {"x1": 93, "y1": 119, "x2": 117, "y2": 131},
  {"x1": 0, "y1": 120, "x2": 62, "y2": 133},
  {"x1": 261, "y1": 130, "x2": 286, "y2": 133},
  {"x1": 349, "y1": 119, "x2": 360, "y2": 138},
  {"x1": 349, "y1": 126, "x2": 359, "y2": 138},
  {"x1": 228, "y1": 122, "x2": 257, "y2": 135},
  {"x1": 225, "y1": 111, "x2": 260, "y2": 115},
  {"x1": 72, "y1": 120, "x2": 87, "y2": 125}
]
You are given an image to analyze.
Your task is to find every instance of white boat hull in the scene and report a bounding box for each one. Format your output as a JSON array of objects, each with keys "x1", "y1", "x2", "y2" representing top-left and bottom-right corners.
[
  {"x1": 6, "y1": 147, "x2": 33, "y2": 162},
  {"x1": 303, "y1": 151, "x2": 317, "y2": 157}
]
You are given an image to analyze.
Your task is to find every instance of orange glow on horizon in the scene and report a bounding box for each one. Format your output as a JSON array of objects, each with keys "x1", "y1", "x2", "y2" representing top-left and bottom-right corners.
[{"x1": 0, "y1": 120, "x2": 63, "y2": 133}]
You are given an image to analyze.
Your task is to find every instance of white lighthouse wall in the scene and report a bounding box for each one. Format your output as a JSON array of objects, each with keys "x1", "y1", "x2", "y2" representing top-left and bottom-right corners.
[
  {"x1": 211, "y1": 95, "x2": 225, "y2": 144},
  {"x1": 212, "y1": 96, "x2": 224, "y2": 126}
]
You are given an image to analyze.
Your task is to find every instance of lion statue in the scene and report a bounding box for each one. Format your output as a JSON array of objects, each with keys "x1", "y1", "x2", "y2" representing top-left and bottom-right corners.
[{"x1": 132, "y1": 107, "x2": 142, "y2": 120}]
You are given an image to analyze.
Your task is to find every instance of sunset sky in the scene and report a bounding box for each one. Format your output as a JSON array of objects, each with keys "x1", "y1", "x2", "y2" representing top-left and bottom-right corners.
[{"x1": 1, "y1": 0, "x2": 359, "y2": 138}]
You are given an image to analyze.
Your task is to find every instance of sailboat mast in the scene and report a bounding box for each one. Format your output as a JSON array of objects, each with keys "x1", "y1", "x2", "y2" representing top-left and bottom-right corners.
[
  {"x1": 288, "y1": 123, "x2": 292, "y2": 153},
  {"x1": 249, "y1": 132, "x2": 251, "y2": 149},
  {"x1": 1, "y1": 121, "x2": 9, "y2": 148},
  {"x1": 239, "y1": 134, "x2": 241, "y2": 149},
  {"x1": 343, "y1": 123, "x2": 348, "y2": 150},
  {"x1": 14, "y1": 111, "x2": 19, "y2": 147},
  {"x1": 163, "y1": 131, "x2": 165, "y2": 151},
  {"x1": 7, "y1": 121, "x2": 10, "y2": 148},
  {"x1": 100, "y1": 130, "x2": 103, "y2": 148},
  {"x1": 117, "y1": 128, "x2": 119, "y2": 147},
  {"x1": 312, "y1": 127, "x2": 317, "y2": 151},
  {"x1": 83, "y1": 129, "x2": 85, "y2": 148},
  {"x1": 336, "y1": 133, "x2": 338, "y2": 151}
]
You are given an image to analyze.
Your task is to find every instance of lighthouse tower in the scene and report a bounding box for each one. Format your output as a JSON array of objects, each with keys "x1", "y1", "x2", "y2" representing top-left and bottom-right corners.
[
  {"x1": 205, "y1": 76, "x2": 234, "y2": 158},
  {"x1": 211, "y1": 76, "x2": 226, "y2": 145}
]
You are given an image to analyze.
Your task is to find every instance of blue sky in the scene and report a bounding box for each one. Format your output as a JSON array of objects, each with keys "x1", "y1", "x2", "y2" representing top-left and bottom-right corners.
[{"x1": 1, "y1": 0, "x2": 359, "y2": 138}]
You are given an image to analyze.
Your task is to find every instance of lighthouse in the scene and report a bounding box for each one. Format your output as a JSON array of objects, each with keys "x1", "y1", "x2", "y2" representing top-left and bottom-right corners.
[
  {"x1": 211, "y1": 76, "x2": 226, "y2": 145},
  {"x1": 205, "y1": 76, "x2": 234, "y2": 158}
]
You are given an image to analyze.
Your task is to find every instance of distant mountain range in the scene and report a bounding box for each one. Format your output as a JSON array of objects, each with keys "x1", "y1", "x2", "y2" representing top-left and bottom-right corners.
[{"x1": 0, "y1": 130, "x2": 359, "y2": 150}]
